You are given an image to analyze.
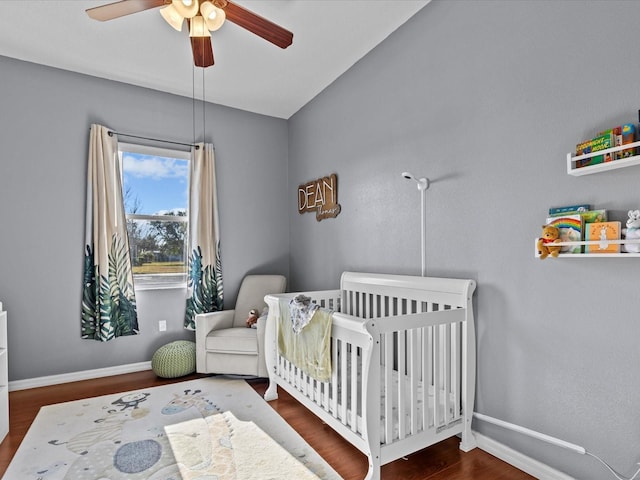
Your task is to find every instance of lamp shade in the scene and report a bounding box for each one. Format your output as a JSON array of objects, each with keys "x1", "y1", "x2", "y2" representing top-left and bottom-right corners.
[
  {"x1": 189, "y1": 15, "x2": 210, "y2": 37},
  {"x1": 160, "y1": 4, "x2": 184, "y2": 31},
  {"x1": 200, "y1": 1, "x2": 226, "y2": 31},
  {"x1": 172, "y1": 0, "x2": 199, "y2": 19}
]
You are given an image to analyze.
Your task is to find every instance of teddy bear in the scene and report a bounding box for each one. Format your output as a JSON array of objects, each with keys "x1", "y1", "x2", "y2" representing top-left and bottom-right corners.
[
  {"x1": 622, "y1": 209, "x2": 640, "y2": 253},
  {"x1": 537, "y1": 224, "x2": 561, "y2": 259},
  {"x1": 245, "y1": 307, "x2": 269, "y2": 328},
  {"x1": 245, "y1": 309, "x2": 259, "y2": 328}
]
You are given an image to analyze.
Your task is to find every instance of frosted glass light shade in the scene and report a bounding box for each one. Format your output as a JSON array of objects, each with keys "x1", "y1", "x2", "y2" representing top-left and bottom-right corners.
[
  {"x1": 172, "y1": 0, "x2": 198, "y2": 19},
  {"x1": 200, "y1": 1, "x2": 226, "y2": 31},
  {"x1": 160, "y1": 4, "x2": 184, "y2": 31},
  {"x1": 189, "y1": 15, "x2": 210, "y2": 37}
]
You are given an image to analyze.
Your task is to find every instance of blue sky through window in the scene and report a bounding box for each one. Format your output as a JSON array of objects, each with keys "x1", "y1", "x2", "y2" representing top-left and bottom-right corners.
[{"x1": 121, "y1": 152, "x2": 189, "y2": 215}]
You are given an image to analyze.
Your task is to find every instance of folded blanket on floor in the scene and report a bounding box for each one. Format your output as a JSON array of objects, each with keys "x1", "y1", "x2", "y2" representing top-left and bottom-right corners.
[{"x1": 278, "y1": 299, "x2": 332, "y2": 382}]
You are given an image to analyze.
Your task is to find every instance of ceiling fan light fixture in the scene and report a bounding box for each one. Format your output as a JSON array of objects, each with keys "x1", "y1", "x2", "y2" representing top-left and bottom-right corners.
[
  {"x1": 159, "y1": 4, "x2": 184, "y2": 31},
  {"x1": 172, "y1": 0, "x2": 199, "y2": 19},
  {"x1": 200, "y1": 2, "x2": 226, "y2": 31},
  {"x1": 189, "y1": 15, "x2": 211, "y2": 38}
]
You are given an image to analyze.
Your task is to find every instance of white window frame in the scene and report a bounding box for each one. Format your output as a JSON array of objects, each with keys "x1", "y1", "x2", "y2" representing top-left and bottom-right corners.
[{"x1": 118, "y1": 142, "x2": 191, "y2": 291}]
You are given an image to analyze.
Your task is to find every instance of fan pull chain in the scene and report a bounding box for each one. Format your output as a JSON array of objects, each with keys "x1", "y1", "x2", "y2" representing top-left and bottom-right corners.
[
  {"x1": 192, "y1": 64, "x2": 196, "y2": 146},
  {"x1": 202, "y1": 66, "x2": 206, "y2": 144}
]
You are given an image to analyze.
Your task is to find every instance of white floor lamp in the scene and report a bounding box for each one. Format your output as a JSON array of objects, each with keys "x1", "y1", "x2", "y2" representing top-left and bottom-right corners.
[{"x1": 402, "y1": 172, "x2": 429, "y2": 277}]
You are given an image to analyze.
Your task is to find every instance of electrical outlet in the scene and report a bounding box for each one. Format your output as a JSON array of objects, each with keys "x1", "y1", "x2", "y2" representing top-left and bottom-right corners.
[{"x1": 158, "y1": 320, "x2": 167, "y2": 332}]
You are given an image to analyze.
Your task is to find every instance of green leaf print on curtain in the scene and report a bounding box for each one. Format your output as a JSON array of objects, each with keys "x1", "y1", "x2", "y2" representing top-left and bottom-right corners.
[
  {"x1": 184, "y1": 143, "x2": 223, "y2": 330},
  {"x1": 82, "y1": 124, "x2": 138, "y2": 341},
  {"x1": 81, "y1": 236, "x2": 138, "y2": 340},
  {"x1": 184, "y1": 244, "x2": 224, "y2": 330}
]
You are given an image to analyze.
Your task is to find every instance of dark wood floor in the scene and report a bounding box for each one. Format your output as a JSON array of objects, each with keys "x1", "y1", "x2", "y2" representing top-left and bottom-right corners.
[{"x1": 0, "y1": 370, "x2": 534, "y2": 479}]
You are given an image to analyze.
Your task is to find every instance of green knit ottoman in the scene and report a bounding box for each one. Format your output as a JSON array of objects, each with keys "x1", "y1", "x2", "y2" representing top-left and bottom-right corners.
[{"x1": 152, "y1": 340, "x2": 196, "y2": 378}]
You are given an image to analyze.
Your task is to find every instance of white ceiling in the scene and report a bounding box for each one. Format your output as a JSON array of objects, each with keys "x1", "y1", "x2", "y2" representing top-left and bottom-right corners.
[{"x1": 0, "y1": 0, "x2": 429, "y2": 119}]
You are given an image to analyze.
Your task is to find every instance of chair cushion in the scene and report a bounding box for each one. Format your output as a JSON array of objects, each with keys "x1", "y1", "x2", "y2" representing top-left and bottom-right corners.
[
  {"x1": 205, "y1": 327, "x2": 258, "y2": 355},
  {"x1": 152, "y1": 340, "x2": 196, "y2": 378}
]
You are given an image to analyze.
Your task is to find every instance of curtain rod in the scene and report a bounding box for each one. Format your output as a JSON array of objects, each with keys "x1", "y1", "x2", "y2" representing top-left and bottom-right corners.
[{"x1": 107, "y1": 130, "x2": 200, "y2": 150}]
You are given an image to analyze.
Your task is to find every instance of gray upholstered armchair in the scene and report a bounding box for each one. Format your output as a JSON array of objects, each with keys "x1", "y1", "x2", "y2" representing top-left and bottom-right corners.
[{"x1": 195, "y1": 274, "x2": 286, "y2": 377}]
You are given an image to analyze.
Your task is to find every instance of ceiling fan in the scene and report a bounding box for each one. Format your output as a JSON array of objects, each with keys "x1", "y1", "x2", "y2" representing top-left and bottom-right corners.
[{"x1": 86, "y1": 0, "x2": 293, "y2": 68}]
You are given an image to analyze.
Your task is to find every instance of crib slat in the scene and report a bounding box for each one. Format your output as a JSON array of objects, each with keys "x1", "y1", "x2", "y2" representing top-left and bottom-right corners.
[
  {"x1": 384, "y1": 331, "x2": 393, "y2": 444},
  {"x1": 409, "y1": 327, "x2": 419, "y2": 435},
  {"x1": 421, "y1": 325, "x2": 428, "y2": 431},
  {"x1": 340, "y1": 340, "x2": 348, "y2": 423},
  {"x1": 373, "y1": 293, "x2": 379, "y2": 318},
  {"x1": 424, "y1": 301, "x2": 433, "y2": 430},
  {"x1": 444, "y1": 322, "x2": 451, "y2": 424},
  {"x1": 397, "y1": 327, "x2": 406, "y2": 440},
  {"x1": 302, "y1": 371, "x2": 308, "y2": 397},
  {"x1": 452, "y1": 321, "x2": 460, "y2": 419},
  {"x1": 361, "y1": 291, "x2": 366, "y2": 318},
  {"x1": 350, "y1": 344, "x2": 358, "y2": 432},
  {"x1": 331, "y1": 336, "x2": 338, "y2": 418},
  {"x1": 433, "y1": 323, "x2": 441, "y2": 428}
]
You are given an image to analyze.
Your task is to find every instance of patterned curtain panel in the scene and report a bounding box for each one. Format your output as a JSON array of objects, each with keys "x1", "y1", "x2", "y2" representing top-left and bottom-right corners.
[
  {"x1": 81, "y1": 124, "x2": 139, "y2": 341},
  {"x1": 185, "y1": 143, "x2": 223, "y2": 330}
]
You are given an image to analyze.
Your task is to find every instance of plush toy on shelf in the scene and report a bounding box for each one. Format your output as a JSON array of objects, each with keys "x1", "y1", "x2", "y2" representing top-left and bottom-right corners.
[
  {"x1": 537, "y1": 224, "x2": 562, "y2": 259},
  {"x1": 245, "y1": 309, "x2": 260, "y2": 328},
  {"x1": 622, "y1": 210, "x2": 640, "y2": 253}
]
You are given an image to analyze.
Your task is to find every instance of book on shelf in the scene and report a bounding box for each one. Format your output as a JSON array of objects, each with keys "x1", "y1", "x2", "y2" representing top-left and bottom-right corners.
[
  {"x1": 620, "y1": 123, "x2": 636, "y2": 159},
  {"x1": 575, "y1": 141, "x2": 592, "y2": 168},
  {"x1": 548, "y1": 204, "x2": 590, "y2": 216},
  {"x1": 613, "y1": 126, "x2": 623, "y2": 159},
  {"x1": 590, "y1": 131, "x2": 614, "y2": 165},
  {"x1": 581, "y1": 209, "x2": 607, "y2": 224},
  {"x1": 546, "y1": 214, "x2": 583, "y2": 254},
  {"x1": 585, "y1": 221, "x2": 621, "y2": 253}
]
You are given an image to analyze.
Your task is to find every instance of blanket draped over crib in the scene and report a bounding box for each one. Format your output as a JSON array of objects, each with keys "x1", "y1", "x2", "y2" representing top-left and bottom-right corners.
[{"x1": 278, "y1": 299, "x2": 332, "y2": 382}]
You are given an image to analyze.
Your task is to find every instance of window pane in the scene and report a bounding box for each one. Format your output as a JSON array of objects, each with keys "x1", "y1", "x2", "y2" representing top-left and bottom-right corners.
[
  {"x1": 120, "y1": 148, "x2": 189, "y2": 288},
  {"x1": 127, "y1": 218, "x2": 187, "y2": 287},
  {"x1": 121, "y1": 152, "x2": 188, "y2": 215}
]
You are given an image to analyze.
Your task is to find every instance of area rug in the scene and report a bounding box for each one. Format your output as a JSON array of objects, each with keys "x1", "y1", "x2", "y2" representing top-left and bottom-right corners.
[{"x1": 3, "y1": 377, "x2": 341, "y2": 480}]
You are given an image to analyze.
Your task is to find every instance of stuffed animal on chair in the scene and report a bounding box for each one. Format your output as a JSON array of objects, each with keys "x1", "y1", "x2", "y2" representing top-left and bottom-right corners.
[
  {"x1": 537, "y1": 225, "x2": 561, "y2": 259},
  {"x1": 245, "y1": 309, "x2": 259, "y2": 328}
]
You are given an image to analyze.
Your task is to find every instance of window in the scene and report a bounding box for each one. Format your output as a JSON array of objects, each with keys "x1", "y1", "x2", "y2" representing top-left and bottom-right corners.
[{"x1": 119, "y1": 143, "x2": 190, "y2": 289}]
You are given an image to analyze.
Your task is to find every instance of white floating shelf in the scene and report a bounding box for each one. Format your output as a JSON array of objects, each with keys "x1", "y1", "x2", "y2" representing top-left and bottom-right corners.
[
  {"x1": 567, "y1": 140, "x2": 640, "y2": 176},
  {"x1": 534, "y1": 238, "x2": 640, "y2": 258}
]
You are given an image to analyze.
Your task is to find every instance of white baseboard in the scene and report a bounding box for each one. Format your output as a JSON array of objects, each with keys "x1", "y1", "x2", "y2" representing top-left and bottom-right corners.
[
  {"x1": 8, "y1": 361, "x2": 152, "y2": 392},
  {"x1": 474, "y1": 431, "x2": 575, "y2": 480}
]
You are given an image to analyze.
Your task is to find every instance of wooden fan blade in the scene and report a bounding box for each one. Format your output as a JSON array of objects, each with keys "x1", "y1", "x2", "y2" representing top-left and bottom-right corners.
[
  {"x1": 190, "y1": 36, "x2": 215, "y2": 68},
  {"x1": 86, "y1": 0, "x2": 167, "y2": 21},
  {"x1": 222, "y1": 1, "x2": 293, "y2": 49}
]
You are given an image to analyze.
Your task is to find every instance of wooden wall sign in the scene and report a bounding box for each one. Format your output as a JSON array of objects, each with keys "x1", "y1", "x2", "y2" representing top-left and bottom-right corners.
[{"x1": 298, "y1": 173, "x2": 341, "y2": 221}]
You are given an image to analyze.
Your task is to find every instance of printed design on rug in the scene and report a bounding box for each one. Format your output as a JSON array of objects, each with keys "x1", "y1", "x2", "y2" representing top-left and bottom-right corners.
[
  {"x1": 46, "y1": 388, "x2": 221, "y2": 479},
  {"x1": 6, "y1": 378, "x2": 338, "y2": 480}
]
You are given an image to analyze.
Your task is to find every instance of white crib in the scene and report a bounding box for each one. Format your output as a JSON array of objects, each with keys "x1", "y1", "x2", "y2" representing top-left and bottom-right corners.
[{"x1": 263, "y1": 272, "x2": 477, "y2": 480}]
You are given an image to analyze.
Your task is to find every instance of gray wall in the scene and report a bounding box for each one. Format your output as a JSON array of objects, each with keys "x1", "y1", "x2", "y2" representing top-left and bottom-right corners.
[
  {"x1": 0, "y1": 56, "x2": 289, "y2": 381},
  {"x1": 288, "y1": 1, "x2": 640, "y2": 478},
  {"x1": 2, "y1": 1, "x2": 639, "y2": 477}
]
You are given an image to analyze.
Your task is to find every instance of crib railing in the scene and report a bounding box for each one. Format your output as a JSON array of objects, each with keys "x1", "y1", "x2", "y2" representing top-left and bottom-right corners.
[{"x1": 265, "y1": 287, "x2": 469, "y2": 449}]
